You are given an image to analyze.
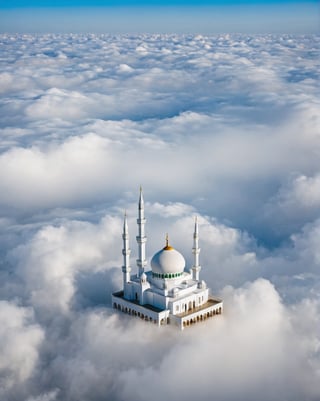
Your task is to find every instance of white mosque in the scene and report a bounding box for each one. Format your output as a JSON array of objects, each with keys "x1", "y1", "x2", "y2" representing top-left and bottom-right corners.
[{"x1": 112, "y1": 189, "x2": 223, "y2": 329}]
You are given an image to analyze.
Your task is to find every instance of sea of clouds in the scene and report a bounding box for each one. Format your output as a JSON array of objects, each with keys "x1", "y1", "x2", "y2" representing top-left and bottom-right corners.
[{"x1": 0, "y1": 32, "x2": 320, "y2": 401}]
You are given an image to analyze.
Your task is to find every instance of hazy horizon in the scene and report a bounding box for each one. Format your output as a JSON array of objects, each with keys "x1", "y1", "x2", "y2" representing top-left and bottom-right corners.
[{"x1": 0, "y1": 1, "x2": 318, "y2": 34}]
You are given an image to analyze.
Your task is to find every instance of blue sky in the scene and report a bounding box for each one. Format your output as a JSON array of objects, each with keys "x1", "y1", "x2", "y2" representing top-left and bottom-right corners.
[
  {"x1": 0, "y1": 0, "x2": 318, "y2": 6},
  {"x1": 0, "y1": 0, "x2": 318, "y2": 8},
  {"x1": 0, "y1": 1, "x2": 319, "y2": 35}
]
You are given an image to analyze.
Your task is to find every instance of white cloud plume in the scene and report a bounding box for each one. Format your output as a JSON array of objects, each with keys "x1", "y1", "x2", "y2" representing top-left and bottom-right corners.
[
  {"x1": 10, "y1": 216, "x2": 122, "y2": 317},
  {"x1": 118, "y1": 280, "x2": 320, "y2": 401},
  {"x1": 263, "y1": 173, "x2": 320, "y2": 237},
  {"x1": 0, "y1": 301, "x2": 44, "y2": 392}
]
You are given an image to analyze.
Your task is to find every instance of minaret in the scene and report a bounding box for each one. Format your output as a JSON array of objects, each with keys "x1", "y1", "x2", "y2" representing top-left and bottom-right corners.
[
  {"x1": 136, "y1": 187, "x2": 147, "y2": 277},
  {"x1": 191, "y1": 216, "x2": 201, "y2": 281},
  {"x1": 122, "y1": 212, "x2": 131, "y2": 295}
]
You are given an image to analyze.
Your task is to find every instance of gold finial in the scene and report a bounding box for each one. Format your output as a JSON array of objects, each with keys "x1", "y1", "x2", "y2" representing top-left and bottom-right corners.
[{"x1": 163, "y1": 233, "x2": 174, "y2": 251}]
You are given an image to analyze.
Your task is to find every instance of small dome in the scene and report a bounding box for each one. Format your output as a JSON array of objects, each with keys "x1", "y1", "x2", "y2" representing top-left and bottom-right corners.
[{"x1": 151, "y1": 238, "x2": 185, "y2": 275}]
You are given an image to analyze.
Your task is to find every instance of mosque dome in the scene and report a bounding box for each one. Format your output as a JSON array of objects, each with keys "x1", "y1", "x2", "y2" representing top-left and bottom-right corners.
[{"x1": 151, "y1": 236, "x2": 185, "y2": 276}]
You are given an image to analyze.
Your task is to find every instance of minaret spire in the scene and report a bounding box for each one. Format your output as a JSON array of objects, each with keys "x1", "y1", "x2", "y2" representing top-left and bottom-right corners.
[
  {"x1": 191, "y1": 216, "x2": 201, "y2": 281},
  {"x1": 122, "y1": 212, "x2": 131, "y2": 295},
  {"x1": 136, "y1": 187, "x2": 147, "y2": 276}
]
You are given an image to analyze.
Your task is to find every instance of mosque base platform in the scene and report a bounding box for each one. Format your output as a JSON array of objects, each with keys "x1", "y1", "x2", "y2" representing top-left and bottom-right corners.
[
  {"x1": 112, "y1": 292, "x2": 170, "y2": 326},
  {"x1": 171, "y1": 298, "x2": 223, "y2": 330},
  {"x1": 112, "y1": 292, "x2": 222, "y2": 330}
]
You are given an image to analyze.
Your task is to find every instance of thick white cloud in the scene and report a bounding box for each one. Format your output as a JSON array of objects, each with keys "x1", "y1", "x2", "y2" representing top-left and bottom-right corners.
[
  {"x1": 0, "y1": 32, "x2": 319, "y2": 401},
  {"x1": 9, "y1": 216, "x2": 122, "y2": 317},
  {"x1": 0, "y1": 133, "x2": 118, "y2": 209},
  {"x1": 263, "y1": 173, "x2": 320, "y2": 237},
  {"x1": 2, "y1": 279, "x2": 314, "y2": 401},
  {"x1": 118, "y1": 279, "x2": 320, "y2": 401},
  {"x1": 0, "y1": 301, "x2": 44, "y2": 393}
]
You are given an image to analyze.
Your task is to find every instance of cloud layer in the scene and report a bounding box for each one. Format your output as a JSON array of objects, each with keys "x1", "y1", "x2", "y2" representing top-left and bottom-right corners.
[{"x1": 0, "y1": 32, "x2": 319, "y2": 401}]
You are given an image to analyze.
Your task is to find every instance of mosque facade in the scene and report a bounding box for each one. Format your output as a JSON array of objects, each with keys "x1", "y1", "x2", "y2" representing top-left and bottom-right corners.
[{"x1": 112, "y1": 189, "x2": 223, "y2": 329}]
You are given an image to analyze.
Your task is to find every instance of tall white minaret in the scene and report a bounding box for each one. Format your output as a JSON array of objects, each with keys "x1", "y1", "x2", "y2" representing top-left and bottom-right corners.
[
  {"x1": 191, "y1": 216, "x2": 201, "y2": 281},
  {"x1": 136, "y1": 187, "x2": 147, "y2": 277},
  {"x1": 122, "y1": 212, "x2": 131, "y2": 295}
]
